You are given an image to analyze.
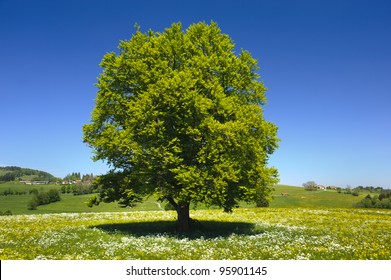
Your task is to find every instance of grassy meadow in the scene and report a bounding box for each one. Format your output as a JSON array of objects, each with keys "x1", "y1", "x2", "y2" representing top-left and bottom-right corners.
[
  {"x1": 0, "y1": 183, "x2": 367, "y2": 215},
  {"x1": 0, "y1": 182, "x2": 164, "y2": 215},
  {"x1": 1, "y1": 208, "x2": 390, "y2": 260},
  {"x1": 1, "y1": 182, "x2": 390, "y2": 260}
]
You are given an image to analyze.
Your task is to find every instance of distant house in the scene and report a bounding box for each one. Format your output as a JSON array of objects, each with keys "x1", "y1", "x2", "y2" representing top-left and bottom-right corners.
[
  {"x1": 32, "y1": 181, "x2": 50, "y2": 185},
  {"x1": 327, "y1": 186, "x2": 338, "y2": 190},
  {"x1": 19, "y1": 181, "x2": 32, "y2": 185},
  {"x1": 20, "y1": 180, "x2": 49, "y2": 185},
  {"x1": 318, "y1": 185, "x2": 326, "y2": 190},
  {"x1": 62, "y1": 180, "x2": 77, "y2": 184}
]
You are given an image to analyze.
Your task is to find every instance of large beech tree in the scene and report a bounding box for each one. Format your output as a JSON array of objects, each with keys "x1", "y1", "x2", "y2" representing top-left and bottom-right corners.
[{"x1": 83, "y1": 22, "x2": 279, "y2": 232}]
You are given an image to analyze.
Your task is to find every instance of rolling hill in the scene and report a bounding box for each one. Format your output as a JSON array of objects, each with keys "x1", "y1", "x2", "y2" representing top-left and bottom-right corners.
[
  {"x1": 0, "y1": 166, "x2": 56, "y2": 182},
  {"x1": 0, "y1": 182, "x2": 369, "y2": 215}
]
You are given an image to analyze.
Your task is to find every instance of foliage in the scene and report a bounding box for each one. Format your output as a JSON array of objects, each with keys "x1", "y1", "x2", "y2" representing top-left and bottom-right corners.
[
  {"x1": 27, "y1": 189, "x2": 61, "y2": 210},
  {"x1": 164, "y1": 202, "x2": 176, "y2": 211},
  {"x1": 64, "y1": 172, "x2": 81, "y2": 181},
  {"x1": 0, "y1": 172, "x2": 16, "y2": 182},
  {"x1": 90, "y1": 171, "x2": 144, "y2": 204},
  {"x1": 0, "y1": 187, "x2": 27, "y2": 196},
  {"x1": 352, "y1": 190, "x2": 360, "y2": 196},
  {"x1": 61, "y1": 184, "x2": 94, "y2": 196},
  {"x1": 0, "y1": 166, "x2": 55, "y2": 181},
  {"x1": 356, "y1": 186, "x2": 385, "y2": 193},
  {"x1": 83, "y1": 22, "x2": 279, "y2": 230},
  {"x1": 85, "y1": 195, "x2": 100, "y2": 208},
  {"x1": 64, "y1": 172, "x2": 95, "y2": 181},
  {"x1": 29, "y1": 188, "x2": 39, "y2": 195},
  {"x1": 255, "y1": 188, "x2": 270, "y2": 207},
  {"x1": 0, "y1": 210, "x2": 12, "y2": 216},
  {"x1": 0, "y1": 183, "x2": 370, "y2": 215},
  {"x1": 356, "y1": 191, "x2": 391, "y2": 209},
  {"x1": 1, "y1": 208, "x2": 390, "y2": 260},
  {"x1": 72, "y1": 184, "x2": 93, "y2": 196},
  {"x1": 82, "y1": 173, "x2": 95, "y2": 182},
  {"x1": 27, "y1": 196, "x2": 39, "y2": 210},
  {"x1": 60, "y1": 185, "x2": 71, "y2": 194},
  {"x1": 379, "y1": 190, "x2": 391, "y2": 201},
  {"x1": 303, "y1": 181, "x2": 318, "y2": 191},
  {"x1": 47, "y1": 189, "x2": 61, "y2": 202}
]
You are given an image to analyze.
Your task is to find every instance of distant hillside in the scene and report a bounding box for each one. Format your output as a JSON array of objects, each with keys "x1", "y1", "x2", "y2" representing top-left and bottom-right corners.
[
  {"x1": 271, "y1": 185, "x2": 367, "y2": 208},
  {"x1": 0, "y1": 166, "x2": 55, "y2": 182}
]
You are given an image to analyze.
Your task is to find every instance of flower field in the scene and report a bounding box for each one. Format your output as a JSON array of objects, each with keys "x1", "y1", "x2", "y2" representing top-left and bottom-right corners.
[{"x1": 1, "y1": 208, "x2": 390, "y2": 260}]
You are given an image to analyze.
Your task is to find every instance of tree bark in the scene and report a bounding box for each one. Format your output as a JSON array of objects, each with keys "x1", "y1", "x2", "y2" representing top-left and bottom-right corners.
[
  {"x1": 165, "y1": 196, "x2": 191, "y2": 232},
  {"x1": 176, "y1": 202, "x2": 190, "y2": 232}
]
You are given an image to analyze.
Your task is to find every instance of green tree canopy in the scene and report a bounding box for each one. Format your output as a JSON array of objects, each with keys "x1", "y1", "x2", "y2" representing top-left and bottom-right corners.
[{"x1": 83, "y1": 22, "x2": 279, "y2": 231}]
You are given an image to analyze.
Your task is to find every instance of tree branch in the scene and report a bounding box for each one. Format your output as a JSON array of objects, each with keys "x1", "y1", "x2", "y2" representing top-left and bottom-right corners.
[{"x1": 165, "y1": 196, "x2": 178, "y2": 211}]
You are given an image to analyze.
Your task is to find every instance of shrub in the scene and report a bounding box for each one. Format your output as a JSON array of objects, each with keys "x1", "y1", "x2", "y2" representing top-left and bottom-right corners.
[
  {"x1": 0, "y1": 210, "x2": 12, "y2": 216},
  {"x1": 29, "y1": 188, "x2": 39, "y2": 195},
  {"x1": 27, "y1": 189, "x2": 61, "y2": 210},
  {"x1": 60, "y1": 185, "x2": 66, "y2": 194},
  {"x1": 2, "y1": 188, "x2": 14, "y2": 196},
  {"x1": 85, "y1": 195, "x2": 100, "y2": 208},
  {"x1": 27, "y1": 196, "x2": 39, "y2": 210},
  {"x1": 344, "y1": 188, "x2": 352, "y2": 194},
  {"x1": 4, "y1": 210, "x2": 12, "y2": 216},
  {"x1": 352, "y1": 191, "x2": 360, "y2": 196},
  {"x1": 0, "y1": 172, "x2": 16, "y2": 182},
  {"x1": 36, "y1": 192, "x2": 50, "y2": 205},
  {"x1": 379, "y1": 191, "x2": 391, "y2": 201},
  {"x1": 47, "y1": 189, "x2": 61, "y2": 203},
  {"x1": 72, "y1": 184, "x2": 93, "y2": 196},
  {"x1": 377, "y1": 198, "x2": 391, "y2": 209},
  {"x1": 303, "y1": 181, "x2": 318, "y2": 191},
  {"x1": 356, "y1": 193, "x2": 391, "y2": 209}
]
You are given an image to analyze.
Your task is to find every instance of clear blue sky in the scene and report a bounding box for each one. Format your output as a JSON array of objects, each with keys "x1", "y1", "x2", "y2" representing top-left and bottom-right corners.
[{"x1": 1, "y1": 0, "x2": 390, "y2": 187}]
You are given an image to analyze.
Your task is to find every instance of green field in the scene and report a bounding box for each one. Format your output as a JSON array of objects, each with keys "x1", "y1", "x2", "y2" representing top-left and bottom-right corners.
[
  {"x1": 0, "y1": 182, "x2": 165, "y2": 215},
  {"x1": 0, "y1": 183, "x2": 368, "y2": 215},
  {"x1": 1, "y1": 208, "x2": 390, "y2": 259},
  {"x1": 1, "y1": 182, "x2": 389, "y2": 260},
  {"x1": 271, "y1": 185, "x2": 365, "y2": 208}
]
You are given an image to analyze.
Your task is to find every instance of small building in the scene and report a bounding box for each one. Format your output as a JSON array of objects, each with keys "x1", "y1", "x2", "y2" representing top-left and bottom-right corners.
[
  {"x1": 19, "y1": 181, "x2": 32, "y2": 185},
  {"x1": 32, "y1": 181, "x2": 50, "y2": 185}
]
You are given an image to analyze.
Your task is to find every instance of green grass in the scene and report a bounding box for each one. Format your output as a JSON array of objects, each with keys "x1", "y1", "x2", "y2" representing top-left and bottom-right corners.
[
  {"x1": 0, "y1": 182, "x2": 61, "y2": 193},
  {"x1": 271, "y1": 185, "x2": 366, "y2": 208},
  {"x1": 1, "y1": 208, "x2": 390, "y2": 259},
  {"x1": 1, "y1": 183, "x2": 389, "y2": 260},
  {"x1": 37, "y1": 195, "x2": 163, "y2": 214},
  {"x1": 0, "y1": 182, "x2": 166, "y2": 215},
  {"x1": 0, "y1": 183, "x2": 370, "y2": 215}
]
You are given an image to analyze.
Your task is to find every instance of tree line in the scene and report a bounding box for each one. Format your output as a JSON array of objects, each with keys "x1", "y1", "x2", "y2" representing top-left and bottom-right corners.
[
  {"x1": 0, "y1": 166, "x2": 55, "y2": 182},
  {"x1": 302, "y1": 180, "x2": 391, "y2": 209},
  {"x1": 356, "y1": 190, "x2": 391, "y2": 209},
  {"x1": 63, "y1": 172, "x2": 95, "y2": 182},
  {"x1": 27, "y1": 189, "x2": 61, "y2": 210}
]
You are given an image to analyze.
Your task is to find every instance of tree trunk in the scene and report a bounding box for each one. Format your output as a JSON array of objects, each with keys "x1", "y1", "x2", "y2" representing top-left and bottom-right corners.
[{"x1": 176, "y1": 202, "x2": 190, "y2": 232}]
